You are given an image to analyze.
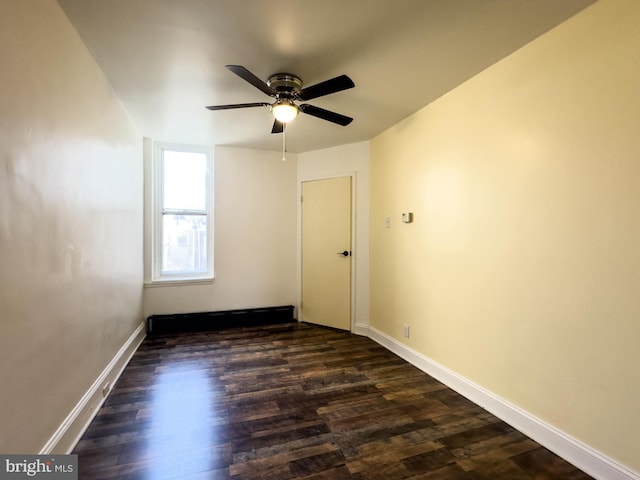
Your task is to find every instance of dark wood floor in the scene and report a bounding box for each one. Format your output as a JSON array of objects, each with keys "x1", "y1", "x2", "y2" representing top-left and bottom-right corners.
[{"x1": 73, "y1": 322, "x2": 593, "y2": 479}]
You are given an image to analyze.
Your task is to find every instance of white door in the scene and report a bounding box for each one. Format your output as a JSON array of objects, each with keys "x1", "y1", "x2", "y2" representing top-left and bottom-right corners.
[{"x1": 301, "y1": 176, "x2": 352, "y2": 330}]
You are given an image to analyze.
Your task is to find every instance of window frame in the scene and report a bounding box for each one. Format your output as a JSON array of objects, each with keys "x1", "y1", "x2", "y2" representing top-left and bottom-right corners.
[{"x1": 150, "y1": 141, "x2": 214, "y2": 284}]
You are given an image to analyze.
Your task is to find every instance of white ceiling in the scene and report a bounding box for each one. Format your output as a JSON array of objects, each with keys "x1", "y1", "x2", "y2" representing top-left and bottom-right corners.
[{"x1": 57, "y1": 0, "x2": 595, "y2": 153}]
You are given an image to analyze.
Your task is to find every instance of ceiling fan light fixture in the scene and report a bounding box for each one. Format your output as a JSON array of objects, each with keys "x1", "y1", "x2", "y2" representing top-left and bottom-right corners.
[
  {"x1": 272, "y1": 99, "x2": 298, "y2": 123},
  {"x1": 207, "y1": 66, "x2": 355, "y2": 133}
]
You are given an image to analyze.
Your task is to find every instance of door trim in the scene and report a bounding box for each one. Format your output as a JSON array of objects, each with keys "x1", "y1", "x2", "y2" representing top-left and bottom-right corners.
[{"x1": 297, "y1": 171, "x2": 357, "y2": 332}]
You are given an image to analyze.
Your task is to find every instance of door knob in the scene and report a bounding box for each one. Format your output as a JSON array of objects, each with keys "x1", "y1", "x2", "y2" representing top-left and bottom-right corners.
[{"x1": 337, "y1": 250, "x2": 350, "y2": 257}]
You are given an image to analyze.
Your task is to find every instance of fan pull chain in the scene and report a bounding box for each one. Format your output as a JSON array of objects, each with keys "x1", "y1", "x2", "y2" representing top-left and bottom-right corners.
[{"x1": 282, "y1": 123, "x2": 287, "y2": 161}]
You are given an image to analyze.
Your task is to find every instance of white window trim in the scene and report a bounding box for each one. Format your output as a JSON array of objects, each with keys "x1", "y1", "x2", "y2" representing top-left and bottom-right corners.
[{"x1": 148, "y1": 141, "x2": 214, "y2": 285}]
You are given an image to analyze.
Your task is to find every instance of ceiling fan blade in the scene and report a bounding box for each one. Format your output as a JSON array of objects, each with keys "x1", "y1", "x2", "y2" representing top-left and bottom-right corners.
[
  {"x1": 205, "y1": 102, "x2": 270, "y2": 111},
  {"x1": 299, "y1": 104, "x2": 353, "y2": 126},
  {"x1": 271, "y1": 119, "x2": 284, "y2": 134},
  {"x1": 297, "y1": 74, "x2": 355, "y2": 101},
  {"x1": 226, "y1": 65, "x2": 276, "y2": 97}
]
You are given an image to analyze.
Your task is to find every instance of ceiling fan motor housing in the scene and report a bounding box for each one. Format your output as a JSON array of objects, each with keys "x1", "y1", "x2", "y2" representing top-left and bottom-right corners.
[{"x1": 268, "y1": 73, "x2": 303, "y2": 98}]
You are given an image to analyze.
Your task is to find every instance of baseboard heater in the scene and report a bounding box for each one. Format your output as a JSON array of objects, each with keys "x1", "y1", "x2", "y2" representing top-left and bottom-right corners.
[{"x1": 146, "y1": 305, "x2": 296, "y2": 334}]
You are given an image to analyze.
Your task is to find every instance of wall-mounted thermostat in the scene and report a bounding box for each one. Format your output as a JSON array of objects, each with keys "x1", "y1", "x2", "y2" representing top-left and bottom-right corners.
[{"x1": 402, "y1": 212, "x2": 413, "y2": 223}]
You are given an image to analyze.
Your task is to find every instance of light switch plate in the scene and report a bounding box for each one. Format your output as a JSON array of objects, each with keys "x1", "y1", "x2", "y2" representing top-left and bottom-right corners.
[{"x1": 402, "y1": 212, "x2": 413, "y2": 223}]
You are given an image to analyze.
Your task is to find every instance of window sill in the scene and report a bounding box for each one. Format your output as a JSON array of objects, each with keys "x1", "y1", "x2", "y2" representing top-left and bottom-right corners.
[{"x1": 144, "y1": 277, "x2": 214, "y2": 288}]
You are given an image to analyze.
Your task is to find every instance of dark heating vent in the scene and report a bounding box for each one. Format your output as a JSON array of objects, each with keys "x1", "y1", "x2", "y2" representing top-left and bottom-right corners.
[{"x1": 146, "y1": 305, "x2": 295, "y2": 334}]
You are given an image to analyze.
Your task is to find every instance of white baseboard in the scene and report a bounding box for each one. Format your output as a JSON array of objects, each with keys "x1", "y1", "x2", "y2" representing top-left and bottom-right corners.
[
  {"x1": 367, "y1": 326, "x2": 639, "y2": 480},
  {"x1": 352, "y1": 322, "x2": 370, "y2": 337},
  {"x1": 40, "y1": 321, "x2": 146, "y2": 454}
]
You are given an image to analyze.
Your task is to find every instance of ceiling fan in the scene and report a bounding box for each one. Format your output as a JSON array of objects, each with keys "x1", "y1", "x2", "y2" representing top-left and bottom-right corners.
[{"x1": 206, "y1": 65, "x2": 355, "y2": 134}]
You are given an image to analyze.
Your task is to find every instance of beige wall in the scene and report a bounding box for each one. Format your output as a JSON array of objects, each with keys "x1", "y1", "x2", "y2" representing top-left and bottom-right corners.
[
  {"x1": 0, "y1": 1, "x2": 143, "y2": 453},
  {"x1": 370, "y1": 0, "x2": 640, "y2": 472},
  {"x1": 143, "y1": 146, "x2": 298, "y2": 316}
]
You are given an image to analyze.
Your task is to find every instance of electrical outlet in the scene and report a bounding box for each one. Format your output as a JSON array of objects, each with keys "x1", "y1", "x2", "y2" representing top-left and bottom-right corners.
[
  {"x1": 102, "y1": 381, "x2": 110, "y2": 397},
  {"x1": 403, "y1": 324, "x2": 410, "y2": 339},
  {"x1": 385, "y1": 216, "x2": 391, "y2": 228}
]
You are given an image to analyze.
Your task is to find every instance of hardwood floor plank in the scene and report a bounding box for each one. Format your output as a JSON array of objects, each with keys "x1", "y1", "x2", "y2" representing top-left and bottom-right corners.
[{"x1": 73, "y1": 322, "x2": 593, "y2": 479}]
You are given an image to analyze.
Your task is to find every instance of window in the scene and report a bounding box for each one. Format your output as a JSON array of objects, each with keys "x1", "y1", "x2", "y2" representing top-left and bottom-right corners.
[{"x1": 151, "y1": 142, "x2": 213, "y2": 282}]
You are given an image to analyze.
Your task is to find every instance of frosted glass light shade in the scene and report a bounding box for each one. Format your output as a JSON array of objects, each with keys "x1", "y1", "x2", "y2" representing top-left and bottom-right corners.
[{"x1": 272, "y1": 100, "x2": 298, "y2": 123}]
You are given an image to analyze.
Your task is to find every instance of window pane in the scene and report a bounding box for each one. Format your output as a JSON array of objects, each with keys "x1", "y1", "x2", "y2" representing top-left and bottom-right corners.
[
  {"x1": 163, "y1": 150, "x2": 206, "y2": 210},
  {"x1": 161, "y1": 214, "x2": 208, "y2": 274}
]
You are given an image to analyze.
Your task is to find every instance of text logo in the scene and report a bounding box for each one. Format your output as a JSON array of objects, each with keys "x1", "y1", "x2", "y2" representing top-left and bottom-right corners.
[{"x1": 0, "y1": 455, "x2": 77, "y2": 479}]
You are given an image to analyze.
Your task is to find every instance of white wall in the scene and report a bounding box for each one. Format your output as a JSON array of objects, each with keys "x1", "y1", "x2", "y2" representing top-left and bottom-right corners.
[
  {"x1": 144, "y1": 142, "x2": 369, "y2": 329},
  {"x1": 370, "y1": 0, "x2": 640, "y2": 474},
  {"x1": 0, "y1": 0, "x2": 143, "y2": 453},
  {"x1": 298, "y1": 142, "x2": 370, "y2": 331},
  {"x1": 144, "y1": 146, "x2": 298, "y2": 316}
]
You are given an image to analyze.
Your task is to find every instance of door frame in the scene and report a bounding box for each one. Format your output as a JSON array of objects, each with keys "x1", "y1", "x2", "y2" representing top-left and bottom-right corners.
[{"x1": 297, "y1": 171, "x2": 358, "y2": 332}]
